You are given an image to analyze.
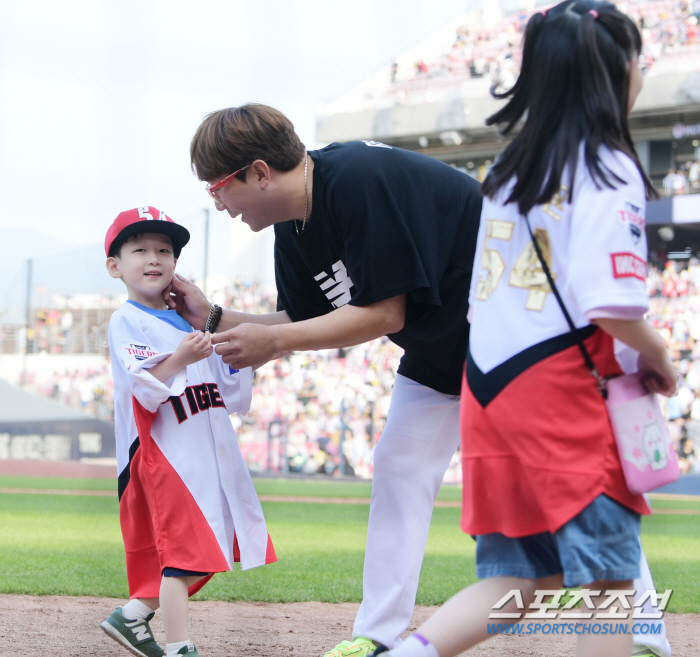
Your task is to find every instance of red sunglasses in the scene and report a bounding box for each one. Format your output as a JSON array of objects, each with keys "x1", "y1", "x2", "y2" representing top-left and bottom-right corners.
[{"x1": 205, "y1": 164, "x2": 251, "y2": 200}]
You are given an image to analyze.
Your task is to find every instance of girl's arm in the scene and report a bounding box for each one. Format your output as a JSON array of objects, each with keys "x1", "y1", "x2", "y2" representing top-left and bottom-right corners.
[{"x1": 591, "y1": 318, "x2": 677, "y2": 396}]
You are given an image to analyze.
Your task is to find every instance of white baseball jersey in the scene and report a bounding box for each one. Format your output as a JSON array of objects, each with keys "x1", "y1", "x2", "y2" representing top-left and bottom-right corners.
[
  {"x1": 109, "y1": 301, "x2": 275, "y2": 598},
  {"x1": 469, "y1": 145, "x2": 648, "y2": 374},
  {"x1": 460, "y1": 146, "x2": 651, "y2": 538}
]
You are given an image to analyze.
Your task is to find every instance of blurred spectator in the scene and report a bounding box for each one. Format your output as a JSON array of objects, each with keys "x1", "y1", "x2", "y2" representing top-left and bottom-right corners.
[
  {"x1": 13, "y1": 363, "x2": 114, "y2": 421},
  {"x1": 689, "y1": 160, "x2": 700, "y2": 190},
  {"x1": 675, "y1": 168, "x2": 688, "y2": 195},
  {"x1": 663, "y1": 169, "x2": 679, "y2": 196}
]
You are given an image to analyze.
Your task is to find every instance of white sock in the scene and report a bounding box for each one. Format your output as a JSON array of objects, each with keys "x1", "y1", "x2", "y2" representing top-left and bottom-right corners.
[
  {"x1": 122, "y1": 599, "x2": 155, "y2": 621},
  {"x1": 166, "y1": 640, "x2": 195, "y2": 656},
  {"x1": 387, "y1": 635, "x2": 439, "y2": 657}
]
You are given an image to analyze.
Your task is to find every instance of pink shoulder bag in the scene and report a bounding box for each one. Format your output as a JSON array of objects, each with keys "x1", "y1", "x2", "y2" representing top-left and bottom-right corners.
[{"x1": 524, "y1": 215, "x2": 679, "y2": 494}]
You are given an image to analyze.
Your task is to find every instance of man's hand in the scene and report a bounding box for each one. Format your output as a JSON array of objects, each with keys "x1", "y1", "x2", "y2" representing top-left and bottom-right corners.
[
  {"x1": 163, "y1": 274, "x2": 210, "y2": 330},
  {"x1": 211, "y1": 323, "x2": 285, "y2": 370},
  {"x1": 208, "y1": 294, "x2": 405, "y2": 369}
]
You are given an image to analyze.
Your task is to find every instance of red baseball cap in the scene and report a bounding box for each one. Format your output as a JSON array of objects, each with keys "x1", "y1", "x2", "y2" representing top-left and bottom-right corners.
[{"x1": 105, "y1": 207, "x2": 190, "y2": 258}]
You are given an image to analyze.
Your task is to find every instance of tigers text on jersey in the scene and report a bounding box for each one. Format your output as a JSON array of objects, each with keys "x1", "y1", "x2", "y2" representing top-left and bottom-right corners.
[
  {"x1": 461, "y1": 147, "x2": 651, "y2": 538},
  {"x1": 109, "y1": 301, "x2": 275, "y2": 599}
]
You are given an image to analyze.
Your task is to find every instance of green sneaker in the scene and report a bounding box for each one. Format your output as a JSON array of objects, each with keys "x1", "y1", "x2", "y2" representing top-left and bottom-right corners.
[
  {"x1": 324, "y1": 638, "x2": 381, "y2": 657},
  {"x1": 100, "y1": 606, "x2": 165, "y2": 657},
  {"x1": 176, "y1": 645, "x2": 201, "y2": 656}
]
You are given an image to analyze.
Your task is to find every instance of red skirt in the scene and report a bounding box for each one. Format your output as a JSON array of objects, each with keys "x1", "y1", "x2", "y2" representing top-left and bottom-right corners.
[{"x1": 460, "y1": 329, "x2": 650, "y2": 537}]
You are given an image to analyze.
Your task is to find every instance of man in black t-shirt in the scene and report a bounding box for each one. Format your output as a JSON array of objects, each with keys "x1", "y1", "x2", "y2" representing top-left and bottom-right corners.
[{"x1": 170, "y1": 104, "x2": 482, "y2": 657}]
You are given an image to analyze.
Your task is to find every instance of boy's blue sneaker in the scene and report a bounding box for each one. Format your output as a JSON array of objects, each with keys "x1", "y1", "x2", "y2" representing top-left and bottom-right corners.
[
  {"x1": 100, "y1": 606, "x2": 165, "y2": 657},
  {"x1": 175, "y1": 644, "x2": 201, "y2": 656}
]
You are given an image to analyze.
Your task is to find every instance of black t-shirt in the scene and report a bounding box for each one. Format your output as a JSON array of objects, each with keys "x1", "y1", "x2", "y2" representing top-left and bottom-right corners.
[{"x1": 274, "y1": 141, "x2": 482, "y2": 395}]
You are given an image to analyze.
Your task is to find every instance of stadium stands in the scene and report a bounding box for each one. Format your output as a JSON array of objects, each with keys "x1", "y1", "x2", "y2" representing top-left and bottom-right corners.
[
  {"x1": 316, "y1": 0, "x2": 700, "y2": 206},
  {"x1": 2, "y1": 1, "x2": 699, "y2": 481},
  {"x1": 4, "y1": 265, "x2": 699, "y2": 480}
]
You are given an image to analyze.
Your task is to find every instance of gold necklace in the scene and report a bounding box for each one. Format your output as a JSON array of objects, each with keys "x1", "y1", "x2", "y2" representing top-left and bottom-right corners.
[{"x1": 294, "y1": 154, "x2": 308, "y2": 235}]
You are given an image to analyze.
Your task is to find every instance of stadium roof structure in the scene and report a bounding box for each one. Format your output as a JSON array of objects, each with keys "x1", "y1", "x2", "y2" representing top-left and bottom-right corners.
[
  {"x1": 316, "y1": 8, "x2": 700, "y2": 158},
  {"x1": 0, "y1": 379, "x2": 115, "y2": 460},
  {"x1": 0, "y1": 379, "x2": 91, "y2": 423}
]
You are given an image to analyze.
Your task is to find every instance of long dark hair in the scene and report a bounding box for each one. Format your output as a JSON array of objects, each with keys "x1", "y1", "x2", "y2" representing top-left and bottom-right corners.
[{"x1": 482, "y1": 0, "x2": 656, "y2": 215}]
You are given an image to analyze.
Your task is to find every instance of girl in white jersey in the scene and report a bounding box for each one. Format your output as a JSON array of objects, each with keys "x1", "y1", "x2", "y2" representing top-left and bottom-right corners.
[{"x1": 373, "y1": 3, "x2": 677, "y2": 657}]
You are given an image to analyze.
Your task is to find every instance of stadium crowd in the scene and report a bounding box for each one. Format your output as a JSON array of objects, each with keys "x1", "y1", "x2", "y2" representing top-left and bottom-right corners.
[
  {"x1": 13, "y1": 362, "x2": 114, "y2": 422},
  {"x1": 5, "y1": 264, "x2": 697, "y2": 479},
  {"x1": 663, "y1": 160, "x2": 700, "y2": 196},
  {"x1": 235, "y1": 340, "x2": 404, "y2": 480},
  {"x1": 401, "y1": 0, "x2": 700, "y2": 93},
  {"x1": 648, "y1": 260, "x2": 700, "y2": 473}
]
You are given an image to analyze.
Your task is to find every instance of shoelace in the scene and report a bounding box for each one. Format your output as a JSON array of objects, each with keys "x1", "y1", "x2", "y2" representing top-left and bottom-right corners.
[{"x1": 328, "y1": 642, "x2": 366, "y2": 657}]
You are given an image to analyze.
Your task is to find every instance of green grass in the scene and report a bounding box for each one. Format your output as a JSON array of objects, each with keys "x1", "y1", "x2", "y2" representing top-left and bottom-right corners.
[
  {"x1": 0, "y1": 494, "x2": 127, "y2": 598},
  {"x1": 0, "y1": 477, "x2": 696, "y2": 611},
  {"x1": 250, "y1": 476, "x2": 463, "y2": 503},
  {"x1": 0, "y1": 475, "x2": 463, "y2": 502},
  {"x1": 195, "y1": 503, "x2": 475, "y2": 605},
  {"x1": 640, "y1": 512, "x2": 700, "y2": 612},
  {"x1": 0, "y1": 475, "x2": 117, "y2": 492},
  {"x1": 646, "y1": 496, "x2": 700, "y2": 511}
]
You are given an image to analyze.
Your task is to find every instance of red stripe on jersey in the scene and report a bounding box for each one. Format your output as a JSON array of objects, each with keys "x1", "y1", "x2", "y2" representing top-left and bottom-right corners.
[
  {"x1": 460, "y1": 329, "x2": 649, "y2": 538},
  {"x1": 120, "y1": 397, "x2": 229, "y2": 599}
]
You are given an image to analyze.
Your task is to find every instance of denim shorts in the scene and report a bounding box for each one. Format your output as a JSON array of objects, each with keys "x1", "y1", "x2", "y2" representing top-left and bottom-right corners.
[{"x1": 475, "y1": 494, "x2": 641, "y2": 588}]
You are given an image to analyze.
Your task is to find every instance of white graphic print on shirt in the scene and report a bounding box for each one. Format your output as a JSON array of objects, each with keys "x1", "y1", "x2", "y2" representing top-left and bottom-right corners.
[{"x1": 314, "y1": 260, "x2": 355, "y2": 308}]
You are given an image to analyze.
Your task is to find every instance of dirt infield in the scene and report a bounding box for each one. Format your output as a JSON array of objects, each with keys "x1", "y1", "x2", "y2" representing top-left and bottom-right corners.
[
  {"x1": 2, "y1": 460, "x2": 698, "y2": 655},
  {"x1": 0, "y1": 458, "x2": 117, "y2": 478},
  {"x1": 1, "y1": 594, "x2": 696, "y2": 657}
]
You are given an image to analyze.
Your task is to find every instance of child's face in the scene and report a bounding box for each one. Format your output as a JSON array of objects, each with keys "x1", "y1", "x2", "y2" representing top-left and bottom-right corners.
[{"x1": 106, "y1": 233, "x2": 176, "y2": 308}]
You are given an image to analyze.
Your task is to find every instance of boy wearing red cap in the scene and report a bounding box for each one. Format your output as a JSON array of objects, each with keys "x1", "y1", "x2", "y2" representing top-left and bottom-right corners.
[{"x1": 101, "y1": 207, "x2": 276, "y2": 657}]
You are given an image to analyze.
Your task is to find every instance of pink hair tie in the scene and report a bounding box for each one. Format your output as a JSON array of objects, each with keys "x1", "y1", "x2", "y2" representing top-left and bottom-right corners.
[
  {"x1": 589, "y1": 9, "x2": 599, "y2": 19},
  {"x1": 539, "y1": 9, "x2": 547, "y2": 16}
]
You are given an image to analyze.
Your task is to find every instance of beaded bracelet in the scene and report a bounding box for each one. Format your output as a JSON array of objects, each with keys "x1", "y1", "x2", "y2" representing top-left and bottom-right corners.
[{"x1": 203, "y1": 304, "x2": 223, "y2": 333}]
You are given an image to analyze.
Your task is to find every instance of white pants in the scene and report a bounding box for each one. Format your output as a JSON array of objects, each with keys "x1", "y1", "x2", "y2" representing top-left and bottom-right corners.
[
  {"x1": 352, "y1": 374, "x2": 670, "y2": 654},
  {"x1": 353, "y1": 375, "x2": 461, "y2": 647},
  {"x1": 633, "y1": 545, "x2": 672, "y2": 657}
]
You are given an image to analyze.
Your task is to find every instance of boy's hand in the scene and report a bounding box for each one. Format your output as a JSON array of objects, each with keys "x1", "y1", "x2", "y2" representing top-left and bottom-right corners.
[
  {"x1": 638, "y1": 353, "x2": 677, "y2": 397},
  {"x1": 174, "y1": 330, "x2": 213, "y2": 367},
  {"x1": 145, "y1": 332, "x2": 212, "y2": 384}
]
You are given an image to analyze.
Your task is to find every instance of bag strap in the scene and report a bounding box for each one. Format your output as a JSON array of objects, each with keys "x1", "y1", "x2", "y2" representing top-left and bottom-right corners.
[{"x1": 523, "y1": 213, "x2": 608, "y2": 399}]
